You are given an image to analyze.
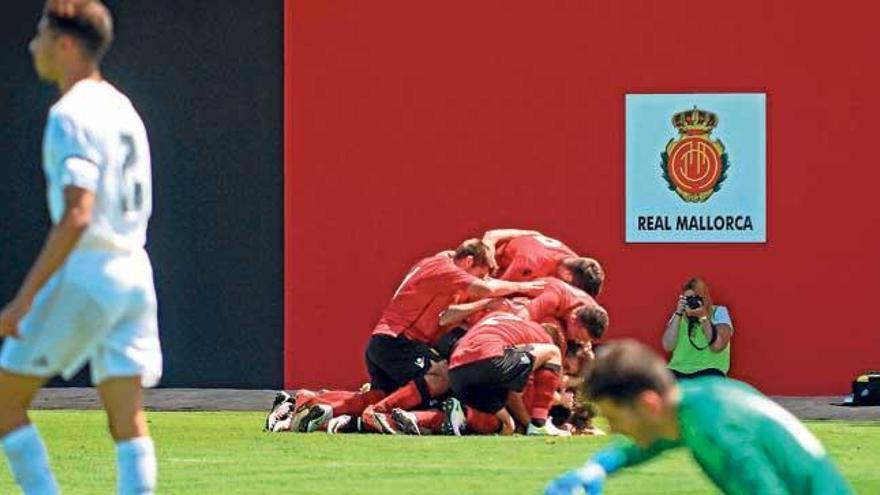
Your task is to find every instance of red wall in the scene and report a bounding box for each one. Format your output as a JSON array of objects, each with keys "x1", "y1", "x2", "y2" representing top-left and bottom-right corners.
[{"x1": 285, "y1": 0, "x2": 880, "y2": 395}]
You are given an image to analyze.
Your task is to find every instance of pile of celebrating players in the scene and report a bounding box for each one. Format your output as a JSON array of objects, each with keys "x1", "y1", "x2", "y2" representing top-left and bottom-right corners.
[{"x1": 265, "y1": 229, "x2": 609, "y2": 436}]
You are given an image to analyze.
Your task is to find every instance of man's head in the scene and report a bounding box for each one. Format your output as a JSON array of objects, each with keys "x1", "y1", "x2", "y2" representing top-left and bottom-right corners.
[
  {"x1": 571, "y1": 304, "x2": 609, "y2": 340},
  {"x1": 682, "y1": 277, "x2": 713, "y2": 310},
  {"x1": 453, "y1": 239, "x2": 493, "y2": 278},
  {"x1": 584, "y1": 340, "x2": 678, "y2": 447},
  {"x1": 30, "y1": 0, "x2": 113, "y2": 82},
  {"x1": 558, "y1": 257, "x2": 604, "y2": 297},
  {"x1": 563, "y1": 340, "x2": 593, "y2": 376}
]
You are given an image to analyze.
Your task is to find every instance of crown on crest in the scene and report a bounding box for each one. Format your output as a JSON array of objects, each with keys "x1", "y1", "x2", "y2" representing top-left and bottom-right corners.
[{"x1": 672, "y1": 106, "x2": 718, "y2": 134}]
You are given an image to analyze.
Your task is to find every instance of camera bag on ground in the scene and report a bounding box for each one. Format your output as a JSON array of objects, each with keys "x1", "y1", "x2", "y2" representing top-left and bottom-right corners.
[{"x1": 848, "y1": 371, "x2": 880, "y2": 406}]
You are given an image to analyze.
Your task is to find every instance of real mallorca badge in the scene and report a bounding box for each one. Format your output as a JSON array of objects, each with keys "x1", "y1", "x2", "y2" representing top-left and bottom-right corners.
[{"x1": 660, "y1": 107, "x2": 729, "y2": 203}]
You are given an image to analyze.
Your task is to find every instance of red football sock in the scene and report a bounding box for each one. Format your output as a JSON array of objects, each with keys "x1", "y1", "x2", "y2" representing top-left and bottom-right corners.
[
  {"x1": 521, "y1": 380, "x2": 536, "y2": 411},
  {"x1": 466, "y1": 409, "x2": 500, "y2": 434},
  {"x1": 318, "y1": 389, "x2": 385, "y2": 416},
  {"x1": 293, "y1": 389, "x2": 319, "y2": 410},
  {"x1": 314, "y1": 389, "x2": 355, "y2": 404},
  {"x1": 413, "y1": 410, "x2": 444, "y2": 432},
  {"x1": 530, "y1": 368, "x2": 560, "y2": 421},
  {"x1": 371, "y1": 381, "x2": 423, "y2": 413}
]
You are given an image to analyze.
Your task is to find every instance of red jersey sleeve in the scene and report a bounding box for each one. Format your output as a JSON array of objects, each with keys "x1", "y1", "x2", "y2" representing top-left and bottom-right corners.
[{"x1": 435, "y1": 259, "x2": 479, "y2": 291}]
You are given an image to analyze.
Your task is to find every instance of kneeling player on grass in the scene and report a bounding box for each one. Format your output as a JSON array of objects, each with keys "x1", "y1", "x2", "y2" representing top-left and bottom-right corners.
[
  {"x1": 448, "y1": 313, "x2": 570, "y2": 436},
  {"x1": 544, "y1": 340, "x2": 853, "y2": 495},
  {"x1": 392, "y1": 318, "x2": 577, "y2": 436}
]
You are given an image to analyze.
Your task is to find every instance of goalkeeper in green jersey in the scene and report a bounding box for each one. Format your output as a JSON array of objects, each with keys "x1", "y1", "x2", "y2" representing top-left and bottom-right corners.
[{"x1": 544, "y1": 340, "x2": 852, "y2": 495}]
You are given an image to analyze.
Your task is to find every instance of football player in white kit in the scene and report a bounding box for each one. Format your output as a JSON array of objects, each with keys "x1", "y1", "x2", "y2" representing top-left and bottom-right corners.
[{"x1": 0, "y1": 1, "x2": 161, "y2": 493}]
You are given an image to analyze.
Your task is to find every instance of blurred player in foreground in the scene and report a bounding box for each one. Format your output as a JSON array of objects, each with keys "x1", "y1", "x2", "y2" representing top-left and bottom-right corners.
[
  {"x1": 0, "y1": 1, "x2": 161, "y2": 493},
  {"x1": 544, "y1": 340, "x2": 852, "y2": 495}
]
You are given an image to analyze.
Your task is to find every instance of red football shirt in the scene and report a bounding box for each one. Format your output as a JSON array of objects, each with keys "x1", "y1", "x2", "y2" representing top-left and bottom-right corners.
[
  {"x1": 495, "y1": 234, "x2": 577, "y2": 281},
  {"x1": 525, "y1": 278, "x2": 598, "y2": 342},
  {"x1": 449, "y1": 312, "x2": 552, "y2": 369},
  {"x1": 373, "y1": 253, "x2": 478, "y2": 345}
]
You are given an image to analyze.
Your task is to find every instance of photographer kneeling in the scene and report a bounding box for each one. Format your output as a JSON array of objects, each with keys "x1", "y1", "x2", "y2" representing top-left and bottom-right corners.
[{"x1": 662, "y1": 277, "x2": 733, "y2": 379}]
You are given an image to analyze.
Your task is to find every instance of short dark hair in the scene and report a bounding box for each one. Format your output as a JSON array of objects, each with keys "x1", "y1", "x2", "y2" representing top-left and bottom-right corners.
[
  {"x1": 453, "y1": 239, "x2": 492, "y2": 268},
  {"x1": 564, "y1": 340, "x2": 582, "y2": 358},
  {"x1": 583, "y1": 340, "x2": 675, "y2": 403},
  {"x1": 564, "y1": 258, "x2": 604, "y2": 297},
  {"x1": 45, "y1": 0, "x2": 114, "y2": 61},
  {"x1": 574, "y1": 305, "x2": 608, "y2": 339}
]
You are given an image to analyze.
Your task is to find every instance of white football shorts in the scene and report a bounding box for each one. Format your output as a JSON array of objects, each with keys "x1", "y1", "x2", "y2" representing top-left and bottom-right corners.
[{"x1": 0, "y1": 247, "x2": 162, "y2": 387}]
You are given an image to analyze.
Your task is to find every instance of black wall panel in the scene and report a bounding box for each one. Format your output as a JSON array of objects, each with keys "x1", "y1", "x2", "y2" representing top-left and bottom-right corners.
[{"x1": 0, "y1": 1, "x2": 284, "y2": 388}]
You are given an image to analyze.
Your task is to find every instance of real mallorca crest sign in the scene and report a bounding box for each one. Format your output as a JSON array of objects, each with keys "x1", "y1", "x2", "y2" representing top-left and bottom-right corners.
[
  {"x1": 661, "y1": 107, "x2": 728, "y2": 203},
  {"x1": 625, "y1": 94, "x2": 766, "y2": 243}
]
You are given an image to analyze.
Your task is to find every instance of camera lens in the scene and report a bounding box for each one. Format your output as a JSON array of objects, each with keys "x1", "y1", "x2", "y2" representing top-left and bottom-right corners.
[{"x1": 686, "y1": 295, "x2": 702, "y2": 309}]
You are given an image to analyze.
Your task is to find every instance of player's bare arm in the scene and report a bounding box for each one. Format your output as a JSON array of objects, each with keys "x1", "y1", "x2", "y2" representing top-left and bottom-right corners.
[
  {"x1": 661, "y1": 295, "x2": 687, "y2": 351},
  {"x1": 504, "y1": 391, "x2": 530, "y2": 427},
  {"x1": 709, "y1": 324, "x2": 733, "y2": 352},
  {"x1": 495, "y1": 408, "x2": 516, "y2": 435},
  {"x1": 481, "y1": 228, "x2": 541, "y2": 272},
  {"x1": 465, "y1": 278, "x2": 546, "y2": 299},
  {"x1": 438, "y1": 298, "x2": 505, "y2": 327},
  {"x1": 0, "y1": 185, "x2": 94, "y2": 338},
  {"x1": 481, "y1": 228, "x2": 541, "y2": 247}
]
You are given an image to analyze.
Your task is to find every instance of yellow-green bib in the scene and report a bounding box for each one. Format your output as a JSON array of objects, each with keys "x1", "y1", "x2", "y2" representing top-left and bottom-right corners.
[{"x1": 667, "y1": 307, "x2": 730, "y2": 375}]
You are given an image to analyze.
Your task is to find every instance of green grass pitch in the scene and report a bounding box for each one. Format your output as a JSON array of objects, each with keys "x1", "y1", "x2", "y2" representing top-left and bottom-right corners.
[{"x1": 0, "y1": 411, "x2": 877, "y2": 494}]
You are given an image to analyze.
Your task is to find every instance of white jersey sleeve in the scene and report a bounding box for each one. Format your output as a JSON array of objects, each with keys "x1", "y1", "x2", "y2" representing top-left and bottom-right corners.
[
  {"x1": 713, "y1": 305, "x2": 733, "y2": 333},
  {"x1": 44, "y1": 112, "x2": 102, "y2": 191},
  {"x1": 61, "y1": 156, "x2": 101, "y2": 192},
  {"x1": 43, "y1": 80, "x2": 153, "y2": 251}
]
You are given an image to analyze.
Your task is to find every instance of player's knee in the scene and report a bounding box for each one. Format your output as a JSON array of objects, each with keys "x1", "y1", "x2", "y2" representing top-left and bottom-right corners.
[
  {"x1": 106, "y1": 411, "x2": 148, "y2": 441},
  {"x1": 530, "y1": 345, "x2": 561, "y2": 370},
  {"x1": 0, "y1": 414, "x2": 28, "y2": 438},
  {"x1": 424, "y1": 372, "x2": 449, "y2": 396},
  {"x1": 0, "y1": 399, "x2": 30, "y2": 436},
  {"x1": 540, "y1": 344, "x2": 561, "y2": 363},
  {"x1": 0, "y1": 396, "x2": 30, "y2": 436},
  {"x1": 427, "y1": 359, "x2": 448, "y2": 376},
  {"x1": 548, "y1": 345, "x2": 562, "y2": 363},
  {"x1": 107, "y1": 419, "x2": 135, "y2": 441}
]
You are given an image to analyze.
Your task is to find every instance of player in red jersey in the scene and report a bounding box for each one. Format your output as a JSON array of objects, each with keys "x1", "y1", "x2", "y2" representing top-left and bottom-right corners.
[
  {"x1": 361, "y1": 240, "x2": 546, "y2": 434},
  {"x1": 448, "y1": 312, "x2": 570, "y2": 436},
  {"x1": 385, "y1": 319, "x2": 572, "y2": 436},
  {"x1": 482, "y1": 230, "x2": 605, "y2": 297},
  {"x1": 440, "y1": 276, "x2": 607, "y2": 402},
  {"x1": 524, "y1": 277, "x2": 609, "y2": 343},
  {"x1": 410, "y1": 280, "x2": 605, "y2": 435}
]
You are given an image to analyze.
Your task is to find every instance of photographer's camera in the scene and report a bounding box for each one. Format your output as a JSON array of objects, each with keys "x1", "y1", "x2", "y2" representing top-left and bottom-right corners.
[{"x1": 685, "y1": 295, "x2": 703, "y2": 310}]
